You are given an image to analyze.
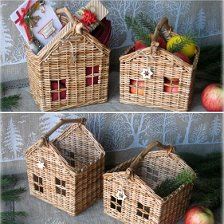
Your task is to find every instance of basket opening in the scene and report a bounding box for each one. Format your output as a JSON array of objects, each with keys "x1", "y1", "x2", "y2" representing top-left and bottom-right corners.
[
  {"x1": 110, "y1": 196, "x2": 122, "y2": 213},
  {"x1": 135, "y1": 153, "x2": 191, "y2": 191},
  {"x1": 53, "y1": 125, "x2": 102, "y2": 170},
  {"x1": 163, "y1": 77, "x2": 179, "y2": 94},
  {"x1": 136, "y1": 202, "x2": 150, "y2": 220},
  {"x1": 50, "y1": 79, "x2": 67, "y2": 102}
]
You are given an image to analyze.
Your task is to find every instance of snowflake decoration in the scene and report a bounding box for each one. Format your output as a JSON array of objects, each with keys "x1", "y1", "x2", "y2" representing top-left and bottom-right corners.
[
  {"x1": 37, "y1": 160, "x2": 45, "y2": 169},
  {"x1": 116, "y1": 189, "x2": 127, "y2": 201},
  {"x1": 141, "y1": 68, "x2": 153, "y2": 79}
]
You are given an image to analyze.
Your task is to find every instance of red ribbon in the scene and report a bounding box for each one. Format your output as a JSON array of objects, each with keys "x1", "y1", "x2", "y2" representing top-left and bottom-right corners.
[{"x1": 15, "y1": 0, "x2": 33, "y2": 41}]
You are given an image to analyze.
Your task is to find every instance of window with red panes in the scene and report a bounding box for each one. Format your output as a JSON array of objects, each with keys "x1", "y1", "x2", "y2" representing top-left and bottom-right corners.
[
  {"x1": 163, "y1": 77, "x2": 179, "y2": 93},
  {"x1": 129, "y1": 79, "x2": 145, "y2": 96},
  {"x1": 50, "y1": 79, "x2": 67, "y2": 101},
  {"x1": 86, "y1": 65, "x2": 100, "y2": 86}
]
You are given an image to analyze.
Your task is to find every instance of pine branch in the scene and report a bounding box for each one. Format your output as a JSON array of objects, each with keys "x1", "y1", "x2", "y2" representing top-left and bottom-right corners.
[
  {"x1": 136, "y1": 12, "x2": 156, "y2": 34},
  {"x1": 155, "y1": 170, "x2": 195, "y2": 198},
  {"x1": 1, "y1": 95, "x2": 21, "y2": 110},
  {"x1": 1, "y1": 176, "x2": 17, "y2": 189},
  {"x1": 125, "y1": 15, "x2": 151, "y2": 46},
  {"x1": 1, "y1": 211, "x2": 27, "y2": 224},
  {"x1": 1, "y1": 188, "x2": 26, "y2": 202},
  {"x1": 169, "y1": 35, "x2": 196, "y2": 53}
]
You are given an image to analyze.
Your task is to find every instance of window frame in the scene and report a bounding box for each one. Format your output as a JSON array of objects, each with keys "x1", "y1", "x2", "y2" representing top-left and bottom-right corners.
[
  {"x1": 33, "y1": 174, "x2": 43, "y2": 193},
  {"x1": 50, "y1": 79, "x2": 67, "y2": 102},
  {"x1": 86, "y1": 65, "x2": 100, "y2": 86},
  {"x1": 55, "y1": 177, "x2": 66, "y2": 197},
  {"x1": 136, "y1": 202, "x2": 150, "y2": 220},
  {"x1": 110, "y1": 196, "x2": 123, "y2": 213}
]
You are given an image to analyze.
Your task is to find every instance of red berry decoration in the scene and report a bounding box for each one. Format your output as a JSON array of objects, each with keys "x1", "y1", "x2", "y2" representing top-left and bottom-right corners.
[{"x1": 81, "y1": 9, "x2": 97, "y2": 26}]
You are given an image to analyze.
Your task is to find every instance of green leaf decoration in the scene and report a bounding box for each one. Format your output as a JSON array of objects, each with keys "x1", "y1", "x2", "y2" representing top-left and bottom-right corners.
[
  {"x1": 169, "y1": 35, "x2": 196, "y2": 53},
  {"x1": 1, "y1": 95, "x2": 21, "y2": 110}
]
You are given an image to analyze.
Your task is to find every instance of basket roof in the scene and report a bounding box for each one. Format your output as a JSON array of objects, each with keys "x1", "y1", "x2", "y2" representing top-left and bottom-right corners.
[
  {"x1": 27, "y1": 19, "x2": 110, "y2": 62},
  {"x1": 25, "y1": 122, "x2": 105, "y2": 173}
]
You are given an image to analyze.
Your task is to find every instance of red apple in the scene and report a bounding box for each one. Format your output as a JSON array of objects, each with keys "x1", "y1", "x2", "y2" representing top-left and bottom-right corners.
[
  {"x1": 174, "y1": 52, "x2": 191, "y2": 64},
  {"x1": 185, "y1": 206, "x2": 215, "y2": 224},
  {"x1": 164, "y1": 78, "x2": 179, "y2": 93},
  {"x1": 201, "y1": 83, "x2": 224, "y2": 111},
  {"x1": 134, "y1": 40, "x2": 147, "y2": 51},
  {"x1": 157, "y1": 36, "x2": 166, "y2": 49}
]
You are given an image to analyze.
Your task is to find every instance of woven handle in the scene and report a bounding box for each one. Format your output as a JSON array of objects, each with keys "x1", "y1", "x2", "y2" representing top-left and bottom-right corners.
[
  {"x1": 39, "y1": 118, "x2": 86, "y2": 146},
  {"x1": 56, "y1": 7, "x2": 84, "y2": 34},
  {"x1": 126, "y1": 141, "x2": 175, "y2": 179},
  {"x1": 151, "y1": 17, "x2": 172, "y2": 44}
]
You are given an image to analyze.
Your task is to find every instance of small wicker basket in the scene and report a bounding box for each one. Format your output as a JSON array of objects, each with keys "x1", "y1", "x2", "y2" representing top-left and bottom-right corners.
[
  {"x1": 25, "y1": 7, "x2": 110, "y2": 111},
  {"x1": 120, "y1": 17, "x2": 200, "y2": 112},
  {"x1": 25, "y1": 118, "x2": 105, "y2": 216},
  {"x1": 104, "y1": 141, "x2": 196, "y2": 224}
]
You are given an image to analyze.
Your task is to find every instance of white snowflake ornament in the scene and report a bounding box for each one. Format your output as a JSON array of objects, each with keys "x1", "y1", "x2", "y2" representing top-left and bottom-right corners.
[
  {"x1": 141, "y1": 68, "x2": 153, "y2": 79},
  {"x1": 37, "y1": 159, "x2": 45, "y2": 169},
  {"x1": 116, "y1": 189, "x2": 127, "y2": 201}
]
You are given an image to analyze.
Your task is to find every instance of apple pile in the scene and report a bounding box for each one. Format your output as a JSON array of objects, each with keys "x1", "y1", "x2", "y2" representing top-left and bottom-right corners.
[
  {"x1": 184, "y1": 206, "x2": 215, "y2": 224},
  {"x1": 134, "y1": 34, "x2": 196, "y2": 65}
]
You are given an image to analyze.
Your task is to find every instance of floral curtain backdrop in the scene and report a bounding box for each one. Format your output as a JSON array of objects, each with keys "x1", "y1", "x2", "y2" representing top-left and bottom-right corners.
[
  {"x1": 0, "y1": 0, "x2": 222, "y2": 82},
  {"x1": 0, "y1": 113, "x2": 222, "y2": 162}
]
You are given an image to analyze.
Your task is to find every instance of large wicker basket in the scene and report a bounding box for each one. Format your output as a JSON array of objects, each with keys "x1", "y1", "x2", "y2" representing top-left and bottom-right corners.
[
  {"x1": 120, "y1": 17, "x2": 200, "y2": 112},
  {"x1": 25, "y1": 118, "x2": 105, "y2": 216},
  {"x1": 25, "y1": 7, "x2": 110, "y2": 111},
  {"x1": 104, "y1": 141, "x2": 196, "y2": 224}
]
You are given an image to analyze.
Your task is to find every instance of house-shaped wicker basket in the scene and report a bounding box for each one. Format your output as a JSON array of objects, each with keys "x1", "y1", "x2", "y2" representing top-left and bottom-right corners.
[
  {"x1": 120, "y1": 17, "x2": 200, "y2": 112},
  {"x1": 25, "y1": 7, "x2": 110, "y2": 111},
  {"x1": 25, "y1": 118, "x2": 105, "y2": 216},
  {"x1": 104, "y1": 141, "x2": 196, "y2": 224}
]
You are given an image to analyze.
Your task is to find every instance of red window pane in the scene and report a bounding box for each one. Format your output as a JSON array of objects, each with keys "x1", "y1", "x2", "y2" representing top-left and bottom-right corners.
[
  {"x1": 51, "y1": 93, "x2": 59, "y2": 101},
  {"x1": 51, "y1": 81, "x2": 59, "y2": 90},
  {"x1": 86, "y1": 76, "x2": 99, "y2": 86}
]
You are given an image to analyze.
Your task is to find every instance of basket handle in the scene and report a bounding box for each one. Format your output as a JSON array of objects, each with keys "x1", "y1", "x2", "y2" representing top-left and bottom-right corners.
[
  {"x1": 39, "y1": 118, "x2": 86, "y2": 147},
  {"x1": 56, "y1": 7, "x2": 84, "y2": 34},
  {"x1": 151, "y1": 17, "x2": 172, "y2": 43},
  {"x1": 126, "y1": 141, "x2": 175, "y2": 179}
]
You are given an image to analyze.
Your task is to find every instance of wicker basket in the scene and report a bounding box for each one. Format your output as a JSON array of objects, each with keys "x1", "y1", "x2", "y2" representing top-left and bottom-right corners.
[
  {"x1": 104, "y1": 141, "x2": 196, "y2": 224},
  {"x1": 25, "y1": 7, "x2": 110, "y2": 111},
  {"x1": 120, "y1": 17, "x2": 200, "y2": 112},
  {"x1": 25, "y1": 118, "x2": 105, "y2": 216}
]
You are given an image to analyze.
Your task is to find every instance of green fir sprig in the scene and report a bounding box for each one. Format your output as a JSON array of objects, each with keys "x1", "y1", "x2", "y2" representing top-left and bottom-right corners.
[
  {"x1": 125, "y1": 14, "x2": 156, "y2": 46},
  {"x1": 155, "y1": 170, "x2": 196, "y2": 198}
]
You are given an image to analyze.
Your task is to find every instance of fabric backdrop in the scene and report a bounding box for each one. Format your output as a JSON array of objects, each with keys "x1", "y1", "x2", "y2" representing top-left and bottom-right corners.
[
  {"x1": 0, "y1": 0, "x2": 222, "y2": 82},
  {"x1": 0, "y1": 113, "x2": 222, "y2": 162}
]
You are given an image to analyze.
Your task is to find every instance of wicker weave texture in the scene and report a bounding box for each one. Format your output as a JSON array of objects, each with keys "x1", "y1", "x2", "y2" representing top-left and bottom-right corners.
[
  {"x1": 25, "y1": 8, "x2": 110, "y2": 112},
  {"x1": 25, "y1": 119, "x2": 105, "y2": 216},
  {"x1": 120, "y1": 18, "x2": 200, "y2": 112},
  {"x1": 104, "y1": 141, "x2": 195, "y2": 224}
]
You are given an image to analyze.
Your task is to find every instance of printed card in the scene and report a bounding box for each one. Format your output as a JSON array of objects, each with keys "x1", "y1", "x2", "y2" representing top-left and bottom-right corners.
[{"x1": 10, "y1": 0, "x2": 62, "y2": 46}]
